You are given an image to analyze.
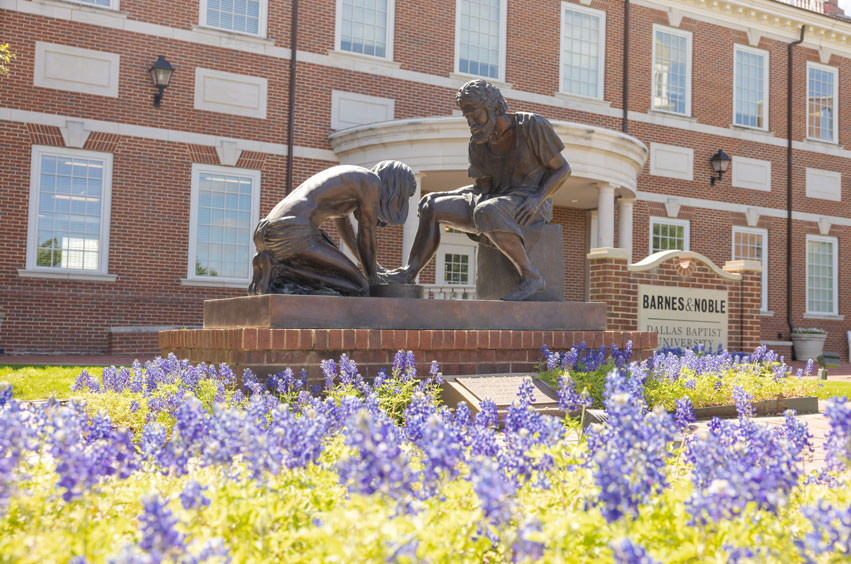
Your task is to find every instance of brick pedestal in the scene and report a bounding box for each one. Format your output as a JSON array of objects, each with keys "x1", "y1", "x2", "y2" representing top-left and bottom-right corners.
[{"x1": 158, "y1": 327, "x2": 657, "y2": 380}]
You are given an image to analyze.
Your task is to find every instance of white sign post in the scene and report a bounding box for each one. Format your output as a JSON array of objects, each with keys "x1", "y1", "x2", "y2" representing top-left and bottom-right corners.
[{"x1": 637, "y1": 285, "x2": 729, "y2": 351}]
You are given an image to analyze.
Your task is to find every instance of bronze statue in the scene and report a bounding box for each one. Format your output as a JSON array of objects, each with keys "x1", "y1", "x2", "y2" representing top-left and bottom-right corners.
[
  {"x1": 386, "y1": 79, "x2": 570, "y2": 301},
  {"x1": 249, "y1": 161, "x2": 416, "y2": 296}
]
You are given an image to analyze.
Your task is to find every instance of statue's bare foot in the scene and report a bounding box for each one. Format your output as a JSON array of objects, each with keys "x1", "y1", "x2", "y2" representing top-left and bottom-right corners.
[
  {"x1": 380, "y1": 267, "x2": 415, "y2": 285},
  {"x1": 501, "y1": 276, "x2": 546, "y2": 301}
]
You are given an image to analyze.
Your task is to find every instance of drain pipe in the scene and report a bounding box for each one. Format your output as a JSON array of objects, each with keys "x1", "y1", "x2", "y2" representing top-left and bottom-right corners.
[
  {"x1": 286, "y1": 0, "x2": 299, "y2": 194},
  {"x1": 622, "y1": 0, "x2": 630, "y2": 134},
  {"x1": 787, "y1": 25, "x2": 805, "y2": 343}
]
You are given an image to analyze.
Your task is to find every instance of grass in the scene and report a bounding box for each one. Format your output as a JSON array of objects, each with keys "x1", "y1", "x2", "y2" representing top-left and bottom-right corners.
[
  {"x1": 0, "y1": 365, "x2": 104, "y2": 401},
  {"x1": 809, "y1": 379, "x2": 851, "y2": 400}
]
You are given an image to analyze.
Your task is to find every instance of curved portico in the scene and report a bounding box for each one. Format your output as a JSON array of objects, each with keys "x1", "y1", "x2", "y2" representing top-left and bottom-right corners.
[{"x1": 329, "y1": 117, "x2": 648, "y2": 265}]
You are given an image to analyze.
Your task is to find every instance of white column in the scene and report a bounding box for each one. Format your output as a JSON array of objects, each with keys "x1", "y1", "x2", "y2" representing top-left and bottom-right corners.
[
  {"x1": 597, "y1": 183, "x2": 615, "y2": 249},
  {"x1": 402, "y1": 172, "x2": 423, "y2": 266},
  {"x1": 618, "y1": 197, "x2": 635, "y2": 261}
]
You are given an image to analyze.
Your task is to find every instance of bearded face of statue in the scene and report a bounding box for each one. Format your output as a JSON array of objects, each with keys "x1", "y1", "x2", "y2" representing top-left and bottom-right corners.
[{"x1": 461, "y1": 103, "x2": 498, "y2": 144}]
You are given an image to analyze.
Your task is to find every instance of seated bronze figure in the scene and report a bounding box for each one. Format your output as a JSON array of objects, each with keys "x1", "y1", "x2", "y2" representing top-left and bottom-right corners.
[
  {"x1": 385, "y1": 79, "x2": 570, "y2": 301},
  {"x1": 249, "y1": 161, "x2": 416, "y2": 296}
]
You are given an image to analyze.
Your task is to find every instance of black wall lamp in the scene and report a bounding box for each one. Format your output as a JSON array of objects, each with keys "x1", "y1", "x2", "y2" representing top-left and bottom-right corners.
[
  {"x1": 709, "y1": 149, "x2": 731, "y2": 186},
  {"x1": 149, "y1": 55, "x2": 175, "y2": 107}
]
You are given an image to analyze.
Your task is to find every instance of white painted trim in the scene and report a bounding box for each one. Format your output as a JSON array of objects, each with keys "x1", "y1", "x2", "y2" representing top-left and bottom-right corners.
[
  {"x1": 454, "y1": 0, "x2": 508, "y2": 83},
  {"x1": 198, "y1": 0, "x2": 268, "y2": 39},
  {"x1": 731, "y1": 155, "x2": 772, "y2": 192},
  {"x1": 559, "y1": 2, "x2": 606, "y2": 101},
  {"x1": 187, "y1": 164, "x2": 261, "y2": 285},
  {"x1": 629, "y1": 250, "x2": 740, "y2": 280},
  {"x1": 733, "y1": 44, "x2": 769, "y2": 131},
  {"x1": 649, "y1": 142, "x2": 693, "y2": 181},
  {"x1": 732, "y1": 225, "x2": 768, "y2": 312},
  {"x1": 34, "y1": 41, "x2": 120, "y2": 98},
  {"x1": 193, "y1": 67, "x2": 268, "y2": 119},
  {"x1": 180, "y1": 278, "x2": 248, "y2": 288},
  {"x1": 330, "y1": 90, "x2": 395, "y2": 130},
  {"x1": 802, "y1": 313, "x2": 844, "y2": 321},
  {"x1": 651, "y1": 24, "x2": 692, "y2": 117},
  {"x1": 805, "y1": 234, "x2": 839, "y2": 317},
  {"x1": 0, "y1": 108, "x2": 338, "y2": 162},
  {"x1": 17, "y1": 269, "x2": 117, "y2": 282},
  {"x1": 42, "y1": 0, "x2": 119, "y2": 11},
  {"x1": 648, "y1": 216, "x2": 690, "y2": 253},
  {"x1": 335, "y1": 0, "x2": 396, "y2": 62},
  {"x1": 806, "y1": 61, "x2": 839, "y2": 145},
  {"x1": 26, "y1": 145, "x2": 114, "y2": 277},
  {"x1": 805, "y1": 167, "x2": 842, "y2": 201}
]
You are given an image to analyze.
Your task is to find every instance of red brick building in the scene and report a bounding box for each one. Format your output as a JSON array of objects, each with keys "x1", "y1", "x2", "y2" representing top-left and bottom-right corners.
[{"x1": 1, "y1": 0, "x2": 849, "y2": 358}]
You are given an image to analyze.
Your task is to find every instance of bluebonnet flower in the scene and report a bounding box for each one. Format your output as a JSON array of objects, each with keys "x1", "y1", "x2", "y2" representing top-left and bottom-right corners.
[
  {"x1": 805, "y1": 359, "x2": 814, "y2": 377},
  {"x1": 138, "y1": 494, "x2": 185, "y2": 561},
  {"x1": 180, "y1": 538, "x2": 232, "y2": 564},
  {"x1": 782, "y1": 409, "x2": 813, "y2": 456},
  {"x1": 415, "y1": 413, "x2": 466, "y2": 496},
  {"x1": 585, "y1": 370, "x2": 676, "y2": 522},
  {"x1": 336, "y1": 411, "x2": 415, "y2": 501},
  {"x1": 403, "y1": 391, "x2": 438, "y2": 442},
  {"x1": 470, "y1": 457, "x2": 515, "y2": 525},
  {"x1": 386, "y1": 537, "x2": 419, "y2": 563},
  {"x1": 684, "y1": 415, "x2": 804, "y2": 523},
  {"x1": 512, "y1": 519, "x2": 545, "y2": 562},
  {"x1": 823, "y1": 396, "x2": 851, "y2": 471},
  {"x1": 732, "y1": 385, "x2": 754, "y2": 418},
  {"x1": 673, "y1": 396, "x2": 696, "y2": 433},
  {"x1": 725, "y1": 546, "x2": 757, "y2": 563},
  {"x1": 180, "y1": 480, "x2": 211, "y2": 510},
  {"x1": 557, "y1": 375, "x2": 593, "y2": 412},
  {"x1": 71, "y1": 370, "x2": 102, "y2": 393},
  {"x1": 474, "y1": 399, "x2": 499, "y2": 429},
  {"x1": 797, "y1": 499, "x2": 851, "y2": 559},
  {"x1": 610, "y1": 538, "x2": 659, "y2": 564},
  {"x1": 321, "y1": 359, "x2": 337, "y2": 390},
  {"x1": 129, "y1": 400, "x2": 141, "y2": 413},
  {"x1": 683, "y1": 378, "x2": 696, "y2": 390},
  {"x1": 0, "y1": 393, "x2": 39, "y2": 513}
]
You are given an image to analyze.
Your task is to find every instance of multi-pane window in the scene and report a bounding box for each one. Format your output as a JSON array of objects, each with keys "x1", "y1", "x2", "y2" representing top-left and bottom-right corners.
[
  {"x1": 27, "y1": 147, "x2": 112, "y2": 274},
  {"x1": 560, "y1": 4, "x2": 605, "y2": 99},
  {"x1": 652, "y1": 26, "x2": 691, "y2": 115},
  {"x1": 806, "y1": 235, "x2": 838, "y2": 315},
  {"x1": 807, "y1": 63, "x2": 838, "y2": 143},
  {"x1": 734, "y1": 45, "x2": 768, "y2": 129},
  {"x1": 201, "y1": 0, "x2": 265, "y2": 36},
  {"x1": 443, "y1": 253, "x2": 470, "y2": 285},
  {"x1": 733, "y1": 227, "x2": 768, "y2": 311},
  {"x1": 456, "y1": 0, "x2": 504, "y2": 80},
  {"x1": 338, "y1": 0, "x2": 390, "y2": 59},
  {"x1": 189, "y1": 165, "x2": 260, "y2": 282},
  {"x1": 649, "y1": 217, "x2": 690, "y2": 253},
  {"x1": 72, "y1": 0, "x2": 115, "y2": 7}
]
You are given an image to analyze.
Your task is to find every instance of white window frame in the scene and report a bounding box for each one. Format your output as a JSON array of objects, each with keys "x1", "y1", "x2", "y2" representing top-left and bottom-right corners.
[
  {"x1": 434, "y1": 230, "x2": 478, "y2": 288},
  {"x1": 651, "y1": 24, "x2": 692, "y2": 117},
  {"x1": 733, "y1": 44, "x2": 769, "y2": 131},
  {"x1": 25, "y1": 146, "x2": 114, "y2": 277},
  {"x1": 55, "y1": 0, "x2": 120, "y2": 9},
  {"x1": 805, "y1": 234, "x2": 839, "y2": 316},
  {"x1": 806, "y1": 61, "x2": 839, "y2": 144},
  {"x1": 454, "y1": 0, "x2": 508, "y2": 83},
  {"x1": 187, "y1": 164, "x2": 261, "y2": 286},
  {"x1": 649, "y1": 216, "x2": 690, "y2": 253},
  {"x1": 334, "y1": 0, "x2": 396, "y2": 61},
  {"x1": 559, "y1": 2, "x2": 606, "y2": 101},
  {"x1": 199, "y1": 0, "x2": 269, "y2": 38},
  {"x1": 732, "y1": 226, "x2": 768, "y2": 312}
]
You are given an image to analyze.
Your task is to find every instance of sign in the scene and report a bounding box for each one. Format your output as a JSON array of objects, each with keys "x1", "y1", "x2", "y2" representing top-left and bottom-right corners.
[{"x1": 638, "y1": 285, "x2": 728, "y2": 350}]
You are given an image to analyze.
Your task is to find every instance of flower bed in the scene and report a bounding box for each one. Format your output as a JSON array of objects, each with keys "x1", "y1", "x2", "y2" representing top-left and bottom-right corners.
[{"x1": 1, "y1": 349, "x2": 850, "y2": 562}]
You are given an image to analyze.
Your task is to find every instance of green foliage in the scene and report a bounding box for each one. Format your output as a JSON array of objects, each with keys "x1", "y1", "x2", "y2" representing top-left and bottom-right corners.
[
  {"x1": 0, "y1": 43, "x2": 14, "y2": 77},
  {"x1": 0, "y1": 365, "x2": 102, "y2": 401}
]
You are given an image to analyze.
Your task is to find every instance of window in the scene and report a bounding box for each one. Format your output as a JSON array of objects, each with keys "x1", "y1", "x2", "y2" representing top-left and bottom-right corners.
[
  {"x1": 652, "y1": 25, "x2": 692, "y2": 115},
  {"x1": 199, "y1": 0, "x2": 267, "y2": 37},
  {"x1": 435, "y1": 229, "x2": 477, "y2": 287},
  {"x1": 806, "y1": 235, "x2": 838, "y2": 315},
  {"x1": 188, "y1": 164, "x2": 260, "y2": 283},
  {"x1": 26, "y1": 147, "x2": 113, "y2": 276},
  {"x1": 649, "y1": 217, "x2": 689, "y2": 253},
  {"x1": 807, "y1": 62, "x2": 838, "y2": 143},
  {"x1": 64, "y1": 0, "x2": 119, "y2": 8},
  {"x1": 733, "y1": 45, "x2": 768, "y2": 129},
  {"x1": 732, "y1": 226, "x2": 768, "y2": 311},
  {"x1": 336, "y1": 0, "x2": 394, "y2": 60},
  {"x1": 455, "y1": 0, "x2": 506, "y2": 81},
  {"x1": 560, "y1": 3, "x2": 605, "y2": 99}
]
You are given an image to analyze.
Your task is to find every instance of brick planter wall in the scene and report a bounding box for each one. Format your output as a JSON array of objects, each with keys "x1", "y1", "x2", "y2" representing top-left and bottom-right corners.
[
  {"x1": 159, "y1": 327, "x2": 657, "y2": 381},
  {"x1": 588, "y1": 248, "x2": 762, "y2": 353}
]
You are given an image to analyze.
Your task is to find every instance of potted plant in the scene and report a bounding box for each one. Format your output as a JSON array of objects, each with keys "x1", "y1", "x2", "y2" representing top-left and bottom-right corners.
[{"x1": 791, "y1": 328, "x2": 827, "y2": 361}]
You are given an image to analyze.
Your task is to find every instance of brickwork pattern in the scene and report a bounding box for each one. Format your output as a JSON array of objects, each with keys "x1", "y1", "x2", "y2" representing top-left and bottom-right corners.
[{"x1": 159, "y1": 327, "x2": 658, "y2": 380}]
